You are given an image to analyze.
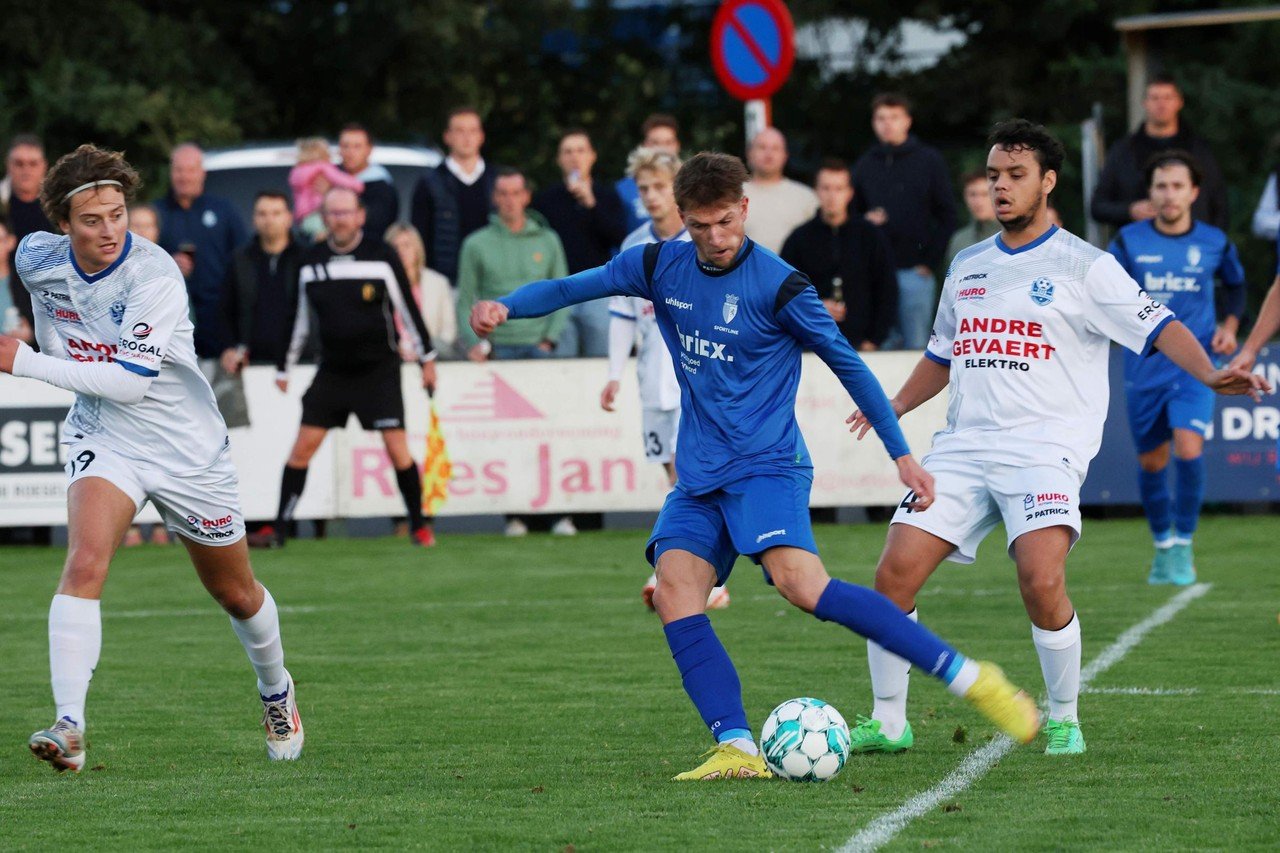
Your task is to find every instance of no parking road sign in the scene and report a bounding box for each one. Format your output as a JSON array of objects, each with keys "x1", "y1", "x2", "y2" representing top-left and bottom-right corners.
[{"x1": 710, "y1": 0, "x2": 796, "y2": 102}]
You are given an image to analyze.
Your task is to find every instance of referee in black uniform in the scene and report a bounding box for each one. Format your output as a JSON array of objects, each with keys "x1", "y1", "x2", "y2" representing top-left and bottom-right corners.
[{"x1": 258, "y1": 187, "x2": 438, "y2": 547}]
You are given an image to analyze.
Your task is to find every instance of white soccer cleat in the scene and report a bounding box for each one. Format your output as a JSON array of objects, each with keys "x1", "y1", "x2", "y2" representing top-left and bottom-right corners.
[
  {"x1": 706, "y1": 586, "x2": 731, "y2": 610},
  {"x1": 29, "y1": 716, "x2": 86, "y2": 773},
  {"x1": 261, "y1": 672, "x2": 304, "y2": 761},
  {"x1": 504, "y1": 518, "x2": 529, "y2": 537}
]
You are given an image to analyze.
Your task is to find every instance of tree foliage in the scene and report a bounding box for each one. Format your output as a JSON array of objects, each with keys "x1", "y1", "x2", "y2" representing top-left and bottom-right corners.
[{"x1": 3, "y1": 0, "x2": 1279, "y2": 286}]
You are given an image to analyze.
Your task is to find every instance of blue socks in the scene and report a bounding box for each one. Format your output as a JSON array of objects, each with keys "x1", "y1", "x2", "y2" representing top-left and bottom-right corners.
[
  {"x1": 1138, "y1": 467, "x2": 1173, "y2": 542},
  {"x1": 814, "y1": 579, "x2": 964, "y2": 683},
  {"x1": 1173, "y1": 457, "x2": 1205, "y2": 539},
  {"x1": 1140, "y1": 458, "x2": 1204, "y2": 543},
  {"x1": 663, "y1": 614, "x2": 750, "y2": 743}
]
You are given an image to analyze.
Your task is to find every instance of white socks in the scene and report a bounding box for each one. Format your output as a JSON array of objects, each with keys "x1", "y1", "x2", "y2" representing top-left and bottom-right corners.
[
  {"x1": 229, "y1": 587, "x2": 288, "y2": 696},
  {"x1": 867, "y1": 608, "x2": 917, "y2": 740},
  {"x1": 49, "y1": 594, "x2": 101, "y2": 729},
  {"x1": 724, "y1": 737, "x2": 759, "y2": 757},
  {"x1": 1032, "y1": 612, "x2": 1081, "y2": 722}
]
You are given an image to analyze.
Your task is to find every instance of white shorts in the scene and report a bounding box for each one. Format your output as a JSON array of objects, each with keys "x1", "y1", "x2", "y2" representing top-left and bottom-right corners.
[
  {"x1": 641, "y1": 408, "x2": 679, "y2": 464},
  {"x1": 891, "y1": 453, "x2": 1083, "y2": 564},
  {"x1": 65, "y1": 440, "x2": 246, "y2": 546}
]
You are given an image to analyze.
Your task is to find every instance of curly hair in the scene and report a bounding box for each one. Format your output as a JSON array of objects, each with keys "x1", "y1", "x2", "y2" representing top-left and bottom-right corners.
[
  {"x1": 41, "y1": 143, "x2": 141, "y2": 225},
  {"x1": 987, "y1": 119, "x2": 1065, "y2": 177},
  {"x1": 673, "y1": 152, "x2": 747, "y2": 211}
]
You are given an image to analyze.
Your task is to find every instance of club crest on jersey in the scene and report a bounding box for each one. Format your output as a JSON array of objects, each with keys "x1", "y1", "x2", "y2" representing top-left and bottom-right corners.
[
  {"x1": 1186, "y1": 245, "x2": 1202, "y2": 269},
  {"x1": 110, "y1": 300, "x2": 127, "y2": 325},
  {"x1": 362, "y1": 283, "x2": 376, "y2": 302},
  {"x1": 1024, "y1": 494, "x2": 1035, "y2": 511},
  {"x1": 1029, "y1": 277, "x2": 1054, "y2": 306},
  {"x1": 722, "y1": 293, "x2": 739, "y2": 324}
]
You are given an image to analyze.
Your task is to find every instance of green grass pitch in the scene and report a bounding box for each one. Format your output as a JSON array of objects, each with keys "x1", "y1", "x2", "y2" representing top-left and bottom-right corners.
[{"x1": 1, "y1": 516, "x2": 1277, "y2": 850}]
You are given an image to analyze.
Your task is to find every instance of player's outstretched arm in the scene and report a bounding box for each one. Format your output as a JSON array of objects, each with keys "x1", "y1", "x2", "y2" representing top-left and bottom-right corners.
[
  {"x1": 1, "y1": 337, "x2": 151, "y2": 404},
  {"x1": 847, "y1": 355, "x2": 950, "y2": 440},
  {"x1": 1154, "y1": 320, "x2": 1272, "y2": 400},
  {"x1": 1231, "y1": 275, "x2": 1280, "y2": 371}
]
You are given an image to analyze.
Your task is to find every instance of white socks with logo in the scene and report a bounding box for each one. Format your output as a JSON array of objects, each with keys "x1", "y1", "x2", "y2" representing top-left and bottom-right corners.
[{"x1": 1032, "y1": 612, "x2": 1081, "y2": 722}]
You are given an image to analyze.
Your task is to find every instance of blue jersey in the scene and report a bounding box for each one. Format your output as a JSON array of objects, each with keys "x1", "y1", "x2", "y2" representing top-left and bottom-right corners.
[
  {"x1": 499, "y1": 239, "x2": 910, "y2": 495},
  {"x1": 615, "y1": 176, "x2": 649, "y2": 233},
  {"x1": 1109, "y1": 220, "x2": 1245, "y2": 391}
]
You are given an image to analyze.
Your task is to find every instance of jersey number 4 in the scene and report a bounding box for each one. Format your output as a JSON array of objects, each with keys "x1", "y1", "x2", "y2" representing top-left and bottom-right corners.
[{"x1": 899, "y1": 489, "x2": 917, "y2": 514}]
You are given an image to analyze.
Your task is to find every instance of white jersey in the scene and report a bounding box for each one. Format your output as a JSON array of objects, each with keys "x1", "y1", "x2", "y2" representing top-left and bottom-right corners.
[
  {"x1": 608, "y1": 223, "x2": 689, "y2": 411},
  {"x1": 16, "y1": 231, "x2": 228, "y2": 471},
  {"x1": 926, "y1": 225, "x2": 1174, "y2": 472}
]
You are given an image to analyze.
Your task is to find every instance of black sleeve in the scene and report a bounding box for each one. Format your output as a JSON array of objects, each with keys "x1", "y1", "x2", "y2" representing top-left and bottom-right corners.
[
  {"x1": 385, "y1": 247, "x2": 434, "y2": 359},
  {"x1": 1090, "y1": 141, "x2": 1136, "y2": 227},
  {"x1": 221, "y1": 255, "x2": 242, "y2": 346},
  {"x1": 588, "y1": 183, "x2": 628, "y2": 250},
  {"x1": 850, "y1": 157, "x2": 870, "y2": 215},
  {"x1": 1196, "y1": 143, "x2": 1230, "y2": 231},
  {"x1": 410, "y1": 174, "x2": 433, "y2": 249},
  {"x1": 9, "y1": 257, "x2": 35, "y2": 338},
  {"x1": 779, "y1": 230, "x2": 802, "y2": 272},
  {"x1": 868, "y1": 225, "x2": 898, "y2": 346},
  {"x1": 924, "y1": 152, "x2": 958, "y2": 270}
]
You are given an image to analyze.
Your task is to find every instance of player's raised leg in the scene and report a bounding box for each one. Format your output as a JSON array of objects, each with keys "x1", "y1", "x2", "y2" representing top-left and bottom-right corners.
[
  {"x1": 762, "y1": 546, "x2": 1040, "y2": 746},
  {"x1": 1012, "y1": 526, "x2": 1085, "y2": 755},
  {"x1": 29, "y1": 477, "x2": 136, "y2": 772},
  {"x1": 853, "y1": 523, "x2": 956, "y2": 753},
  {"x1": 185, "y1": 537, "x2": 303, "y2": 760},
  {"x1": 652, "y1": 544, "x2": 768, "y2": 780}
]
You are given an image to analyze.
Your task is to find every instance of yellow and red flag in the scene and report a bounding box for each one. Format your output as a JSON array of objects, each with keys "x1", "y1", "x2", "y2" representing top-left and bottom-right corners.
[{"x1": 421, "y1": 396, "x2": 452, "y2": 515}]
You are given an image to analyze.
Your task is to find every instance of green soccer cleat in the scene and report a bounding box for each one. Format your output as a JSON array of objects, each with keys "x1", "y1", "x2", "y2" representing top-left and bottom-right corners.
[
  {"x1": 963, "y1": 662, "x2": 1040, "y2": 744},
  {"x1": 1044, "y1": 718, "x2": 1086, "y2": 755},
  {"x1": 1166, "y1": 543, "x2": 1196, "y2": 586},
  {"x1": 672, "y1": 743, "x2": 773, "y2": 781},
  {"x1": 1147, "y1": 545, "x2": 1176, "y2": 585},
  {"x1": 849, "y1": 716, "x2": 914, "y2": 753}
]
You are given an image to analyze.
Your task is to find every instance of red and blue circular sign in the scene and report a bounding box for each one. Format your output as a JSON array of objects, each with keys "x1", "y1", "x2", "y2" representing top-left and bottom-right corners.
[{"x1": 710, "y1": 0, "x2": 796, "y2": 102}]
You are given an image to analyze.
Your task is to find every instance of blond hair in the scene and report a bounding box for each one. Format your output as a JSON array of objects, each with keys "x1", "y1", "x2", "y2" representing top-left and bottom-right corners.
[
  {"x1": 296, "y1": 137, "x2": 331, "y2": 163},
  {"x1": 384, "y1": 222, "x2": 426, "y2": 286},
  {"x1": 626, "y1": 146, "x2": 682, "y2": 181}
]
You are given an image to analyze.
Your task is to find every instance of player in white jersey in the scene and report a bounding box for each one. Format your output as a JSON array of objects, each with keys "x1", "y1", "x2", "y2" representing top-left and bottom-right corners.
[
  {"x1": 599, "y1": 148, "x2": 729, "y2": 611},
  {"x1": 0, "y1": 145, "x2": 303, "y2": 771},
  {"x1": 847, "y1": 120, "x2": 1267, "y2": 756}
]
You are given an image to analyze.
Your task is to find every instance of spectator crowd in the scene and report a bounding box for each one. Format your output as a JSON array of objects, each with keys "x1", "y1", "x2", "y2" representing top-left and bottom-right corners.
[
  {"x1": 6, "y1": 76, "x2": 1265, "y2": 376},
  {"x1": 2, "y1": 75, "x2": 1276, "y2": 543}
]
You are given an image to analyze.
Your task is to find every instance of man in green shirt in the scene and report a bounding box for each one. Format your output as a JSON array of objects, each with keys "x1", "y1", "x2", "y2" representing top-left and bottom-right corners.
[
  {"x1": 456, "y1": 168, "x2": 570, "y2": 361},
  {"x1": 943, "y1": 171, "x2": 1001, "y2": 273}
]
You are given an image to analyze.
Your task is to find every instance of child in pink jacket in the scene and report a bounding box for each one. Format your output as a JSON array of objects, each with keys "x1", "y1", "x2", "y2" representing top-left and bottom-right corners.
[{"x1": 289, "y1": 137, "x2": 364, "y2": 239}]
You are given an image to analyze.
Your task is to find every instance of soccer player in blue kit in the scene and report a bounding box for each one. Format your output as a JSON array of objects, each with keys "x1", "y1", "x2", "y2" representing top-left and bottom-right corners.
[
  {"x1": 1109, "y1": 151, "x2": 1246, "y2": 584},
  {"x1": 470, "y1": 152, "x2": 1040, "y2": 780}
]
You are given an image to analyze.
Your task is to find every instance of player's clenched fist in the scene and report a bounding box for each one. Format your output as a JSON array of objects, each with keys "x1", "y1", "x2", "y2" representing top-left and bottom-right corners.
[
  {"x1": 469, "y1": 300, "x2": 509, "y2": 337},
  {"x1": 0, "y1": 335, "x2": 19, "y2": 374}
]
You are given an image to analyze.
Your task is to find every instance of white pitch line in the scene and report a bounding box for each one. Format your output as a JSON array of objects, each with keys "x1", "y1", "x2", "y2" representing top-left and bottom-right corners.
[
  {"x1": 1085, "y1": 686, "x2": 1280, "y2": 697},
  {"x1": 837, "y1": 582, "x2": 1211, "y2": 853}
]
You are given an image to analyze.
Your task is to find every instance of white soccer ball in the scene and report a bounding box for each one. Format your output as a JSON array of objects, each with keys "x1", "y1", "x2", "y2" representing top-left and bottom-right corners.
[{"x1": 760, "y1": 697, "x2": 851, "y2": 782}]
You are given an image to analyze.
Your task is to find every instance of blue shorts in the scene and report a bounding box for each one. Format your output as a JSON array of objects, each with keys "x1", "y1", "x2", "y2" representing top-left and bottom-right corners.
[
  {"x1": 1125, "y1": 380, "x2": 1214, "y2": 454},
  {"x1": 645, "y1": 470, "x2": 818, "y2": 585}
]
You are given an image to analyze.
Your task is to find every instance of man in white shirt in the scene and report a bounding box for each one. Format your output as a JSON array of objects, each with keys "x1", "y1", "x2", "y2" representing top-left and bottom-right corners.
[
  {"x1": 846, "y1": 120, "x2": 1267, "y2": 758},
  {"x1": 0, "y1": 143, "x2": 304, "y2": 772},
  {"x1": 742, "y1": 128, "x2": 818, "y2": 254}
]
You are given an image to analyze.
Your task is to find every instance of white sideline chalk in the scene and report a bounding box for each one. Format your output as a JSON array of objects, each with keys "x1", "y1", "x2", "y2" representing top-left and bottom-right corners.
[{"x1": 837, "y1": 583, "x2": 1211, "y2": 853}]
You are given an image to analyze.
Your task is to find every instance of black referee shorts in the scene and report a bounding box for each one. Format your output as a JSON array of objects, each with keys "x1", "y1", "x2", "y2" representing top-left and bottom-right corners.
[{"x1": 301, "y1": 362, "x2": 405, "y2": 431}]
